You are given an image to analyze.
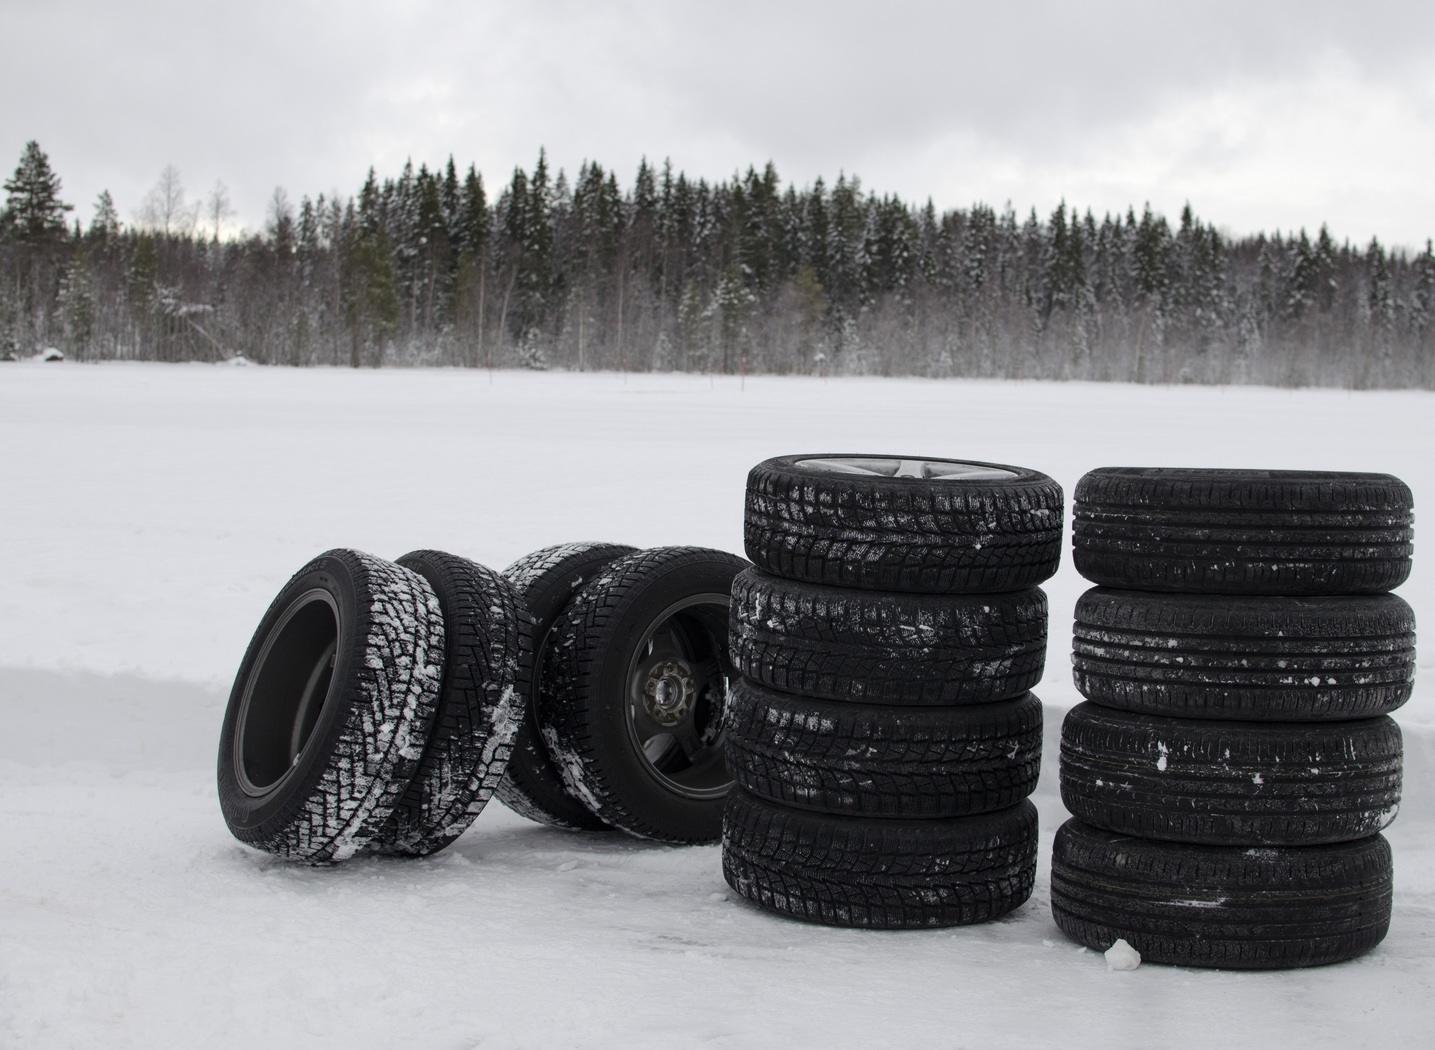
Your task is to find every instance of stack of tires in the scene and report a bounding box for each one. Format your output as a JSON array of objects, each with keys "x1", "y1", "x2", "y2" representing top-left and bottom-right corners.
[
  {"x1": 1053, "y1": 467, "x2": 1416, "y2": 968},
  {"x1": 722, "y1": 454, "x2": 1064, "y2": 928},
  {"x1": 217, "y1": 542, "x2": 747, "y2": 863}
]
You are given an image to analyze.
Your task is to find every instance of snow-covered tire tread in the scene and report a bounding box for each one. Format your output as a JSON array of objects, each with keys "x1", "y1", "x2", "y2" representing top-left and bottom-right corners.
[
  {"x1": 731, "y1": 570, "x2": 1046, "y2": 705},
  {"x1": 724, "y1": 679, "x2": 1042, "y2": 818},
  {"x1": 367, "y1": 551, "x2": 527, "y2": 856},
  {"x1": 1059, "y1": 702, "x2": 1402, "y2": 846},
  {"x1": 217, "y1": 549, "x2": 444, "y2": 863},
  {"x1": 495, "y1": 542, "x2": 637, "y2": 831},
  {"x1": 744, "y1": 455, "x2": 1063, "y2": 594}
]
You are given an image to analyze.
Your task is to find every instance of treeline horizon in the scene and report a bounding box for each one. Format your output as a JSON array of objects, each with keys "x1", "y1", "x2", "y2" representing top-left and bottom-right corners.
[{"x1": 3, "y1": 140, "x2": 1433, "y2": 388}]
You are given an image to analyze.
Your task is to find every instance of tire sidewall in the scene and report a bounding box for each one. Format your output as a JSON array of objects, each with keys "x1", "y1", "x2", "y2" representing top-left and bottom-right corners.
[{"x1": 217, "y1": 555, "x2": 365, "y2": 839}]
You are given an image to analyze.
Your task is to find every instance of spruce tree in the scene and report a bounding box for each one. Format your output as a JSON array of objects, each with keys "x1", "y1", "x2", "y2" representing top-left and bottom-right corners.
[{"x1": 3, "y1": 141, "x2": 72, "y2": 243}]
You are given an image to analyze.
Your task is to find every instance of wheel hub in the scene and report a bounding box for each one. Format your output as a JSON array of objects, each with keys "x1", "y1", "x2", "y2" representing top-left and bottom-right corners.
[{"x1": 643, "y1": 660, "x2": 696, "y2": 726}]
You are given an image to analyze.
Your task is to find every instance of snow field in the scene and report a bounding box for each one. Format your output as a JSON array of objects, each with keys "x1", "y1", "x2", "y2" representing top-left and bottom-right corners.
[{"x1": 1, "y1": 363, "x2": 1433, "y2": 1047}]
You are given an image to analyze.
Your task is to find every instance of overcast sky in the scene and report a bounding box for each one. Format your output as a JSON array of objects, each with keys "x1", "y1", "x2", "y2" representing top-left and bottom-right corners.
[{"x1": 4, "y1": 0, "x2": 1433, "y2": 249}]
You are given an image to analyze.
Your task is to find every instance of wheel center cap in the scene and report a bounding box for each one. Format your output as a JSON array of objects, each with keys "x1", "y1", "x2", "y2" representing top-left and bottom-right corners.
[{"x1": 643, "y1": 660, "x2": 695, "y2": 726}]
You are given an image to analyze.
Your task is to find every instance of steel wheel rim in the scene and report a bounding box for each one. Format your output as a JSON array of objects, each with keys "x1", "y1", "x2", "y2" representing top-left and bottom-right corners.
[
  {"x1": 793, "y1": 456, "x2": 1019, "y2": 481},
  {"x1": 623, "y1": 593, "x2": 734, "y2": 800}
]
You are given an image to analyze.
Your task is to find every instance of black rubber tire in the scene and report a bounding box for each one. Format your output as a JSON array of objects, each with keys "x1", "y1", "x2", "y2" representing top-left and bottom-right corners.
[
  {"x1": 724, "y1": 679, "x2": 1042, "y2": 818},
  {"x1": 539, "y1": 546, "x2": 749, "y2": 843},
  {"x1": 495, "y1": 542, "x2": 637, "y2": 831},
  {"x1": 1050, "y1": 819, "x2": 1393, "y2": 969},
  {"x1": 365, "y1": 551, "x2": 528, "y2": 856},
  {"x1": 731, "y1": 570, "x2": 1046, "y2": 705},
  {"x1": 723, "y1": 790, "x2": 1038, "y2": 929},
  {"x1": 744, "y1": 454, "x2": 1063, "y2": 594},
  {"x1": 217, "y1": 549, "x2": 445, "y2": 863},
  {"x1": 1059, "y1": 702, "x2": 1402, "y2": 846},
  {"x1": 1072, "y1": 467, "x2": 1414, "y2": 595},
  {"x1": 1073, "y1": 588, "x2": 1416, "y2": 721}
]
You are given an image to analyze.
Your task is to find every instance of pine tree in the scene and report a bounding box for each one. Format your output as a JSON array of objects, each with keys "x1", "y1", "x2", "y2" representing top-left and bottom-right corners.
[{"x1": 3, "y1": 141, "x2": 72, "y2": 243}]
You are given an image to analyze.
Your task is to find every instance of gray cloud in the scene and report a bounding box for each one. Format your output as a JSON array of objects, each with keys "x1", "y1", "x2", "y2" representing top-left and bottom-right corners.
[{"x1": 4, "y1": 0, "x2": 1432, "y2": 246}]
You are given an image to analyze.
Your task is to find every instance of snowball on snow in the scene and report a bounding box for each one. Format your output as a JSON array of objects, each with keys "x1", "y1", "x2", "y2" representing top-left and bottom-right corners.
[{"x1": 1105, "y1": 939, "x2": 1142, "y2": 971}]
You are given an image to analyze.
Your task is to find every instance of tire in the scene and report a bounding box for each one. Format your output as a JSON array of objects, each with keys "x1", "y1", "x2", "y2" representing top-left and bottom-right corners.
[
  {"x1": 495, "y1": 542, "x2": 637, "y2": 831},
  {"x1": 744, "y1": 454, "x2": 1063, "y2": 594},
  {"x1": 730, "y1": 569, "x2": 1046, "y2": 705},
  {"x1": 1072, "y1": 467, "x2": 1414, "y2": 595},
  {"x1": 539, "y1": 546, "x2": 748, "y2": 843},
  {"x1": 1059, "y1": 702, "x2": 1402, "y2": 846},
  {"x1": 723, "y1": 790, "x2": 1038, "y2": 929},
  {"x1": 1050, "y1": 819, "x2": 1393, "y2": 969},
  {"x1": 1072, "y1": 588, "x2": 1416, "y2": 721},
  {"x1": 365, "y1": 551, "x2": 527, "y2": 856},
  {"x1": 724, "y1": 679, "x2": 1042, "y2": 818},
  {"x1": 217, "y1": 549, "x2": 445, "y2": 863}
]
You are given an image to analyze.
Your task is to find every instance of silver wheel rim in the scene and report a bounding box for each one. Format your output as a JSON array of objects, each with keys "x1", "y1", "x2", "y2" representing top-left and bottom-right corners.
[{"x1": 793, "y1": 456, "x2": 1020, "y2": 481}]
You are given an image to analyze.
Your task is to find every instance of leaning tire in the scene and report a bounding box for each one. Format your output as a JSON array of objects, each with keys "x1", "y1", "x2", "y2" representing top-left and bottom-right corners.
[
  {"x1": 365, "y1": 551, "x2": 527, "y2": 857},
  {"x1": 1059, "y1": 703, "x2": 1402, "y2": 846},
  {"x1": 217, "y1": 549, "x2": 444, "y2": 863},
  {"x1": 730, "y1": 569, "x2": 1046, "y2": 705},
  {"x1": 724, "y1": 679, "x2": 1042, "y2": 818},
  {"x1": 1050, "y1": 819, "x2": 1393, "y2": 969},
  {"x1": 539, "y1": 546, "x2": 748, "y2": 843},
  {"x1": 1072, "y1": 588, "x2": 1416, "y2": 721},
  {"x1": 495, "y1": 542, "x2": 637, "y2": 831},
  {"x1": 1072, "y1": 468, "x2": 1414, "y2": 595},
  {"x1": 744, "y1": 454, "x2": 1063, "y2": 594},
  {"x1": 723, "y1": 790, "x2": 1038, "y2": 929}
]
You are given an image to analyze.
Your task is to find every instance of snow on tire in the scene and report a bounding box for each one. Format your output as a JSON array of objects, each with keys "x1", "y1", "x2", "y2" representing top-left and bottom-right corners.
[
  {"x1": 724, "y1": 678, "x2": 1042, "y2": 818},
  {"x1": 1059, "y1": 702, "x2": 1402, "y2": 846},
  {"x1": 217, "y1": 549, "x2": 444, "y2": 863},
  {"x1": 1072, "y1": 467, "x2": 1414, "y2": 595},
  {"x1": 365, "y1": 551, "x2": 528, "y2": 857},
  {"x1": 1072, "y1": 588, "x2": 1416, "y2": 721},
  {"x1": 744, "y1": 454, "x2": 1063, "y2": 594},
  {"x1": 723, "y1": 790, "x2": 1038, "y2": 929},
  {"x1": 538, "y1": 546, "x2": 748, "y2": 843},
  {"x1": 730, "y1": 569, "x2": 1046, "y2": 705},
  {"x1": 1050, "y1": 819, "x2": 1393, "y2": 969},
  {"x1": 495, "y1": 541, "x2": 638, "y2": 831}
]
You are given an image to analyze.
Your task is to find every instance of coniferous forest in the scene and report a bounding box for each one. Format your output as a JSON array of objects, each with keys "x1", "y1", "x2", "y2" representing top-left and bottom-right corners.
[{"x1": 3, "y1": 140, "x2": 1433, "y2": 387}]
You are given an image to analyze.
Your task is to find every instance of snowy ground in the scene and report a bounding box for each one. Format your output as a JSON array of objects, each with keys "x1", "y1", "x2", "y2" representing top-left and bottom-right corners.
[{"x1": 1, "y1": 363, "x2": 1432, "y2": 1048}]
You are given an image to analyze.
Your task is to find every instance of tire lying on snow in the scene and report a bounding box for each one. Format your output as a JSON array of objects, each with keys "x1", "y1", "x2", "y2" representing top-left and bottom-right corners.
[
  {"x1": 1072, "y1": 468, "x2": 1414, "y2": 595},
  {"x1": 744, "y1": 454, "x2": 1063, "y2": 594},
  {"x1": 1072, "y1": 588, "x2": 1417, "y2": 721},
  {"x1": 724, "y1": 678, "x2": 1042, "y2": 818},
  {"x1": 495, "y1": 542, "x2": 638, "y2": 831},
  {"x1": 730, "y1": 569, "x2": 1046, "y2": 705},
  {"x1": 1059, "y1": 702, "x2": 1402, "y2": 846},
  {"x1": 723, "y1": 789, "x2": 1038, "y2": 928},
  {"x1": 365, "y1": 551, "x2": 527, "y2": 857},
  {"x1": 1050, "y1": 819, "x2": 1393, "y2": 969},
  {"x1": 539, "y1": 546, "x2": 748, "y2": 843},
  {"x1": 217, "y1": 549, "x2": 444, "y2": 863}
]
